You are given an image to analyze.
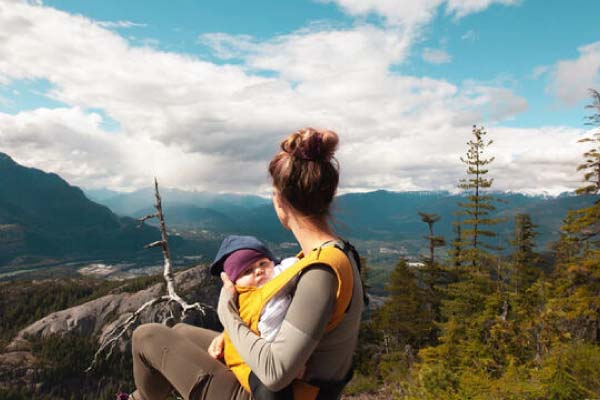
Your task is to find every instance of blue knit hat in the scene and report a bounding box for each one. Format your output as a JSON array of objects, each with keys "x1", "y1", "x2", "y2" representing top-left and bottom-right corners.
[{"x1": 210, "y1": 235, "x2": 276, "y2": 276}]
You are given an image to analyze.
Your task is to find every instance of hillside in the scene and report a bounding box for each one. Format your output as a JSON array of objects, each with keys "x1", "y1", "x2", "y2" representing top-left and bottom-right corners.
[
  {"x1": 0, "y1": 265, "x2": 221, "y2": 399},
  {"x1": 0, "y1": 153, "x2": 176, "y2": 268}
]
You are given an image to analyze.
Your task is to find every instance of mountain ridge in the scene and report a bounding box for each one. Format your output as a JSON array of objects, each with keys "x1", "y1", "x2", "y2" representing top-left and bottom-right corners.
[
  {"x1": 0, "y1": 152, "x2": 176, "y2": 267},
  {"x1": 88, "y1": 184, "x2": 598, "y2": 256},
  {"x1": 2, "y1": 151, "x2": 598, "y2": 271}
]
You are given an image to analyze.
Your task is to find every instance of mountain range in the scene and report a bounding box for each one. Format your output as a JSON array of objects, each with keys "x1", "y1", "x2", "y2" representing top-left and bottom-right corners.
[
  {"x1": 0, "y1": 153, "x2": 181, "y2": 269},
  {"x1": 91, "y1": 186, "x2": 596, "y2": 257},
  {"x1": 1, "y1": 151, "x2": 597, "y2": 272}
]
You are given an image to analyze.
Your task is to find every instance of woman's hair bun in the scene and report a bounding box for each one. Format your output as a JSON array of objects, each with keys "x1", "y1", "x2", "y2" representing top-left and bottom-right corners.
[
  {"x1": 281, "y1": 128, "x2": 338, "y2": 162},
  {"x1": 269, "y1": 127, "x2": 340, "y2": 218}
]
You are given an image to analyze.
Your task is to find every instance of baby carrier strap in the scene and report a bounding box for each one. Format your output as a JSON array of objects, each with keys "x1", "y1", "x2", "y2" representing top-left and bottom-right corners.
[
  {"x1": 311, "y1": 244, "x2": 355, "y2": 333},
  {"x1": 336, "y1": 239, "x2": 369, "y2": 307}
]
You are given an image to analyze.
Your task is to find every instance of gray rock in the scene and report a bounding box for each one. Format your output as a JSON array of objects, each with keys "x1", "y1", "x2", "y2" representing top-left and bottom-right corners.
[{"x1": 1, "y1": 264, "x2": 222, "y2": 388}]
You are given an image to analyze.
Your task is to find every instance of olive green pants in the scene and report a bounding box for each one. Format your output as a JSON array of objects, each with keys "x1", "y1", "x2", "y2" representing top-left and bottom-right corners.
[{"x1": 130, "y1": 323, "x2": 251, "y2": 400}]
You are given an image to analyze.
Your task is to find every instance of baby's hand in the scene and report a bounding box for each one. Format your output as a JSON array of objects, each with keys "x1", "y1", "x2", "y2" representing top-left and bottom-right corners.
[{"x1": 208, "y1": 333, "x2": 225, "y2": 359}]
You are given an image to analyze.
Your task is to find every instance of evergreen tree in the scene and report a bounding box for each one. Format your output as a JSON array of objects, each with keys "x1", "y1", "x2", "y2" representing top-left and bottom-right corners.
[
  {"x1": 555, "y1": 89, "x2": 600, "y2": 265},
  {"x1": 578, "y1": 88, "x2": 600, "y2": 197},
  {"x1": 418, "y1": 212, "x2": 447, "y2": 340},
  {"x1": 549, "y1": 88, "x2": 600, "y2": 345},
  {"x1": 510, "y1": 213, "x2": 541, "y2": 294},
  {"x1": 373, "y1": 259, "x2": 434, "y2": 350},
  {"x1": 456, "y1": 125, "x2": 503, "y2": 268},
  {"x1": 450, "y1": 222, "x2": 463, "y2": 268},
  {"x1": 431, "y1": 125, "x2": 506, "y2": 374},
  {"x1": 561, "y1": 88, "x2": 600, "y2": 246},
  {"x1": 538, "y1": 345, "x2": 597, "y2": 400},
  {"x1": 418, "y1": 211, "x2": 446, "y2": 265}
]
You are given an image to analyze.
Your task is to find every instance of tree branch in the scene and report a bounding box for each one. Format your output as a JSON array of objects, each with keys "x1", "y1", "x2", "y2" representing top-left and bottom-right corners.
[{"x1": 86, "y1": 178, "x2": 210, "y2": 372}]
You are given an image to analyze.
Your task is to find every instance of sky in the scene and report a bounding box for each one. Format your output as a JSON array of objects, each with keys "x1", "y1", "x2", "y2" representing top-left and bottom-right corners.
[{"x1": 0, "y1": 0, "x2": 599, "y2": 196}]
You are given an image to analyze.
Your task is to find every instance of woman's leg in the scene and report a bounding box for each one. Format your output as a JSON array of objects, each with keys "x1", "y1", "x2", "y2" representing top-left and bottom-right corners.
[
  {"x1": 130, "y1": 324, "x2": 174, "y2": 400},
  {"x1": 129, "y1": 323, "x2": 250, "y2": 400},
  {"x1": 171, "y1": 322, "x2": 218, "y2": 350}
]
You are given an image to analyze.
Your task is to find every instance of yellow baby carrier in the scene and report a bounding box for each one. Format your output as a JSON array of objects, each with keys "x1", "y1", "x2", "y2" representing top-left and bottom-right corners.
[{"x1": 223, "y1": 241, "x2": 355, "y2": 399}]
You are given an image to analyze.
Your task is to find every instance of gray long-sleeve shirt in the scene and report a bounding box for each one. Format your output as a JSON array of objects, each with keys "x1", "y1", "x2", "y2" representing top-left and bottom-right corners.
[{"x1": 218, "y1": 255, "x2": 364, "y2": 392}]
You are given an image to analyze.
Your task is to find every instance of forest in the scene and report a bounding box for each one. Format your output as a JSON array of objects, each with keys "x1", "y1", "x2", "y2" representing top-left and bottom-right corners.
[{"x1": 348, "y1": 90, "x2": 600, "y2": 399}]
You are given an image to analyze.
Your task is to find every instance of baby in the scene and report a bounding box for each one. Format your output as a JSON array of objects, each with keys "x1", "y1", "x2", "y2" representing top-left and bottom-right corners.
[{"x1": 208, "y1": 235, "x2": 299, "y2": 357}]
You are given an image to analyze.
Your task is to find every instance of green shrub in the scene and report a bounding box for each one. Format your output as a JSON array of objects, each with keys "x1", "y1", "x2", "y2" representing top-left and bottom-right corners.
[{"x1": 344, "y1": 373, "x2": 382, "y2": 395}]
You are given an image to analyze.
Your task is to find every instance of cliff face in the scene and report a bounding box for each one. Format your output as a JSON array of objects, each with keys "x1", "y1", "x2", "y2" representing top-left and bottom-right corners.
[{"x1": 0, "y1": 265, "x2": 221, "y2": 391}]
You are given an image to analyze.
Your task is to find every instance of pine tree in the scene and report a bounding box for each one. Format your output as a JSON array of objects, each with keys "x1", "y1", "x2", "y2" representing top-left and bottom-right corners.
[
  {"x1": 456, "y1": 125, "x2": 503, "y2": 268},
  {"x1": 418, "y1": 212, "x2": 447, "y2": 340},
  {"x1": 557, "y1": 89, "x2": 600, "y2": 267},
  {"x1": 578, "y1": 88, "x2": 600, "y2": 197},
  {"x1": 417, "y1": 126, "x2": 511, "y2": 393},
  {"x1": 418, "y1": 211, "x2": 446, "y2": 265},
  {"x1": 561, "y1": 89, "x2": 600, "y2": 245},
  {"x1": 373, "y1": 259, "x2": 434, "y2": 350},
  {"x1": 510, "y1": 213, "x2": 540, "y2": 294},
  {"x1": 450, "y1": 222, "x2": 463, "y2": 268},
  {"x1": 539, "y1": 346, "x2": 596, "y2": 400},
  {"x1": 549, "y1": 88, "x2": 600, "y2": 345}
]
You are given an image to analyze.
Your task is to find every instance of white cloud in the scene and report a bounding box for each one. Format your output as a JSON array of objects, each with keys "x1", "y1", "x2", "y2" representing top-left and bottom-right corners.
[
  {"x1": 97, "y1": 20, "x2": 147, "y2": 29},
  {"x1": 337, "y1": 124, "x2": 587, "y2": 195},
  {"x1": 199, "y1": 33, "x2": 255, "y2": 60},
  {"x1": 422, "y1": 47, "x2": 452, "y2": 64},
  {"x1": 0, "y1": 2, "x2": 278, "y2": 154},
  {"x1": 316, "y1": 0, "x2": 444, "y2": 28},
  {"x1": 318, "y1": 0, "x2": 520, "y2": 27},
  {"x1": 0, "y1": 107, "x2": 134, "y2": 188},
  {"x1": 549, "y1": 41, "x2": 600, "y2": 105},
  {"x1": 488, "y1": 126, "x2": 589, "y2": 194},
  {"x1": 445, "y1": 0, "x2": 520, "y2": 19},
  {"x1": 0, "y1": 108, "x2": 274, "y2": 193},
  {"x1": 0, "y1": 1, "x2": 586, "y2": 196},
  {"x1": 458, "y1": 83, "x2": 528, "y2": 122},
  {"x1": 201, "y1": 25, "x2": 411, "y2": 81}
]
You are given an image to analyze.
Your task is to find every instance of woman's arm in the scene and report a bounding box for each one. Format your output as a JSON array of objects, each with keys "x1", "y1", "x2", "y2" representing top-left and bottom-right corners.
[{"x1": 218, "y1": 265, "x2": 337, "y2": 391}]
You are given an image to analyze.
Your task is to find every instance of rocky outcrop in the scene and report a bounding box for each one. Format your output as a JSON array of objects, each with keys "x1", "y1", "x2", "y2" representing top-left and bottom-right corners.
[{"x1": 0, "y1": 264, "x2": 221, "y2": 390}]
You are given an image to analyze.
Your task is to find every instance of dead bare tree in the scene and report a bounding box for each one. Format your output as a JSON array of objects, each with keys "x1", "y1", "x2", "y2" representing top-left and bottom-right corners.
[{"x1": 86, "y1": 178, "x2": 210, "y2": 372}]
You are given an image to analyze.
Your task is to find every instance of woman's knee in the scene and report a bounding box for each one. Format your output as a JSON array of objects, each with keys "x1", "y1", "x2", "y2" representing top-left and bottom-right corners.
[
  {"x1": 132, "y1": 323, "x2": 168, "y2": 350},
  {"x1": 172, "y1": 322, "x2": 189, "y2": 333},
  {"x1": 172, "y1": 323, "x2": 219, "y2": 349}
]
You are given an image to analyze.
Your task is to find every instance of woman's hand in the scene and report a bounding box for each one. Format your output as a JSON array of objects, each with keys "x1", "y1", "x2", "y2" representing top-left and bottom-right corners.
[
  {"x1": 220, "y1": 272, "x2": 236, "y2": 297},
  {"x1": 217, "y1": 271, "x2": 240, "y2": 326},
  {"x1": 208, "y1": 333, "x2": 225, "y2": 359}
]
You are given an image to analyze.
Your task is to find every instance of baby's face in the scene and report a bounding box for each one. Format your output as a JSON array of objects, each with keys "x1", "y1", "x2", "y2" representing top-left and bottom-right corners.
[{"x1": 235, "y1": 257, "x2": 275, "y2": 287}]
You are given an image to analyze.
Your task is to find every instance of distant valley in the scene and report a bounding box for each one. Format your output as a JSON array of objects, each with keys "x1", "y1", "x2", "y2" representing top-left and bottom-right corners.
[
  {"x1": 90, "y1": 186, "x2": 595, "y2": 261},
  {"x1": 1, "y1": 151, "x2": 597, "y2": 282}
]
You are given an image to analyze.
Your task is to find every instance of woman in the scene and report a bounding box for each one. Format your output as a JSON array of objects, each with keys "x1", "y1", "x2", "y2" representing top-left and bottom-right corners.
[{"x1": 128, "y1": 128, "x2": 364, "y2": 400}]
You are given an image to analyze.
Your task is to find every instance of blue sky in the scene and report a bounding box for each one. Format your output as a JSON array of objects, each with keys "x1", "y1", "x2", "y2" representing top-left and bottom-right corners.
[{"x1": 0, "y1": 0, "x2": 599, "y2": 194}]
